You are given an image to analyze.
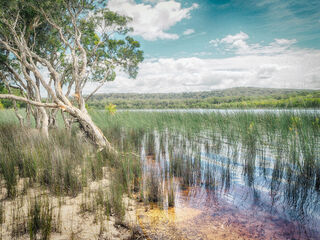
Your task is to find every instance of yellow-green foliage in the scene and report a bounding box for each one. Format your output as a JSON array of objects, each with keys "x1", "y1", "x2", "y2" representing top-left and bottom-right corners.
[
  {"x1": 0, "y1": 101, "x2": 4, "y2": 109},
  {"x1": 105, "y1": 103, "x2": 117, "y2": 115},
  {"x1": 88, "y1": 89, "x2": 320, "y2": 109}
]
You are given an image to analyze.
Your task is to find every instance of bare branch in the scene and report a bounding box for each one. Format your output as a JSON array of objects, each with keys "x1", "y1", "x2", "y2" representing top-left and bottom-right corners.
[
  {"x1": 0, "y1": 74, "x2": 25, "y2": 126},
  {"x1": 85, "y1": 79, "x2": 107, "y2": 102},
  {"x1": 38, "y1": 7, "x2": 73, "y2": 50},
  {"x1": 0, "y1": 94, "x2": 59, "y2": 108},
  {"x1": 3, "y1": 62, "x2": 27, "y2": 90},
  {"x1": 66, "y1": 79, "x2": 74, "y2": 97},
  {"x1": 0, "y1": 39, "x2": 22, "y2": 61}
]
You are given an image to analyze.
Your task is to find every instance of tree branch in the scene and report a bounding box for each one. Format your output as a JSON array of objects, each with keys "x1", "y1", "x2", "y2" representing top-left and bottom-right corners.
[
  {"x1": 85, "y1": 79, "x2": 107, "y2": 102},
  {"x1": 3, "y1": 62, "x2": 27, "y2": 90},
  {"x1": 0, "y1": 94, "x2": 59, "y2": 108}
]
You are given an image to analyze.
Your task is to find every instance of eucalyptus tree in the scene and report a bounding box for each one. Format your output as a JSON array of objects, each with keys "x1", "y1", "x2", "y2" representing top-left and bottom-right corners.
[
  {"x1": 0, "y1": 2, "x2": 48, "y2": 130},
  {"x1": 0, "y1": 0, "x2": 143, "y2": 150}
]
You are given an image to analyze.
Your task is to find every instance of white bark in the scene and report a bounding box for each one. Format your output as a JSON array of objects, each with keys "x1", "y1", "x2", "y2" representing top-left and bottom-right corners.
[
  {"x1": 0, "y1": 94, "x2": 58, "y2": 108},
  {"x1": 63, "y1": 105, "x2": 114, "y2": 151},
  {"x1": 0, "y1": 2, "x2": 121, "y2": 152}
]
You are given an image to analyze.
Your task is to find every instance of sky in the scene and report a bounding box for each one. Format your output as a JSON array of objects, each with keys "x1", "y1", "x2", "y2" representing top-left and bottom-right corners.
[{"x1": 86, "y1": 0, "x2": 320, "y2": 93}]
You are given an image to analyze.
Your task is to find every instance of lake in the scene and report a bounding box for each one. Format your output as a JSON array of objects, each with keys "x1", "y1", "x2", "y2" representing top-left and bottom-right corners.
[
  {"x1": 98, "y1": 110, "x2": 320, "y2": 239},
  {"x1": 119, "y1": 108, "x2": 320, "y2": 114}
]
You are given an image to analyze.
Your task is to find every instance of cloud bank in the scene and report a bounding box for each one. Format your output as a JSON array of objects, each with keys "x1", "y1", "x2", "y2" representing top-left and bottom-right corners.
[
  {"x1": 84, "y1": 32, "x2": 320, "y2": 94},
  {"x1": 85, "y1": 52, "x2": 320, "y2": 93},
  {"x1": 107, "y1": 0, "x2": 198, "y2": 40}
]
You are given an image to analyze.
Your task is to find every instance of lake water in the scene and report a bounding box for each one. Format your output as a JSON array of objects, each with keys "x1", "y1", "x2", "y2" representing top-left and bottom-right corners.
[
  {"x1": 122, "y1": 111, "x2": 320, "y2": 239},
  {"x1": 119, "y1": 108, "x2": 320, "y2": 114}
]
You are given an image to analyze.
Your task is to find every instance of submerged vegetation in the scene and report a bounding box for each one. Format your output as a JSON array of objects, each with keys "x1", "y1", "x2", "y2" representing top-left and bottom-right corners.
[
  {"x1": 0, "y1": 109, "x2": 319, "y2": 239},
  {"x1": 94, "y1": 109, "x2": 320, "y2": 239}
]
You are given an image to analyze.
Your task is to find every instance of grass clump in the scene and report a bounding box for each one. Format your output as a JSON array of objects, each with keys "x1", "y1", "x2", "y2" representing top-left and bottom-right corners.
[
  {"x1": 0, "y1": 125, "x2": 94, "y2": 198},
  {"x1": 28, "y1": 196, "x2": 53, "y2": 240}
]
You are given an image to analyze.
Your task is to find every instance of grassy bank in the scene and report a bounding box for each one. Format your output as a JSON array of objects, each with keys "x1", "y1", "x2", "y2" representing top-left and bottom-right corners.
[{"x1": 0, "y1": 114, "x2": 143, "y2": 239}]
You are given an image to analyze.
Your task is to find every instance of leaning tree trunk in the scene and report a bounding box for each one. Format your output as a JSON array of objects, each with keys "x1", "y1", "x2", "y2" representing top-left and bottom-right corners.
[{"x1": 66, "y1": 106, "x2": 113, "y2": 151}]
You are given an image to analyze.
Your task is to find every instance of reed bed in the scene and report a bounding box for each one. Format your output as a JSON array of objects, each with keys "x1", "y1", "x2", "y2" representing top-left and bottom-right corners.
[
  {"x1": 90, "y1": 110, "x2": 320, "y2": 216},
  {"x1": 0, "y1": 109, "x2": 319, "y2": 238}
]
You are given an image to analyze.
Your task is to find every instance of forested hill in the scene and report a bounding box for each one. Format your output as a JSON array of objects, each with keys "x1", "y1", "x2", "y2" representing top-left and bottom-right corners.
[{"x1": 87, "y1": 87, "x2": 320, "y2": 109}]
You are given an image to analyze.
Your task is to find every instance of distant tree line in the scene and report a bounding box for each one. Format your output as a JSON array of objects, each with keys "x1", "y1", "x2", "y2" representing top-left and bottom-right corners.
[
  {"x1": 86, "y1": 87, "x2": 320, "y2": 109},
  {"x1": 2, "y1": 87, "x2": 319, "y2": 110}
]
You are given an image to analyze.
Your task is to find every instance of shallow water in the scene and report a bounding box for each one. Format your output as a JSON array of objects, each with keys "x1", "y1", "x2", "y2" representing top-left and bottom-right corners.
[
  {"x1": 136, "y1": 128, "x2": 320, "y2": 239},
  {"x1": 119, "y1": 108, "x2": 320, "y2": 114}
]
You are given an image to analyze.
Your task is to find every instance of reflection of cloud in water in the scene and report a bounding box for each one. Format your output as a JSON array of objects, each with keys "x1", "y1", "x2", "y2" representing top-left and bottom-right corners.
[{"x1": 138, "y1": 129, "x2": 320, "y2": 239}]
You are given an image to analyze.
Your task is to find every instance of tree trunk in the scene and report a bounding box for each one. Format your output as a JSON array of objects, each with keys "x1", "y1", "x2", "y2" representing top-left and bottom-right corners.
[
  {"x1": 48, "y1": 109, "x2": 59, "y2": 129},
  {"x1": 61, "y1": 110, "x2": 72, "y2": 134},
  {"x1": 34, "y1": 108, "x2": 41, "y2": 129},
  {"x1": 26, "y1": 105, "x2": 32, "y2": 128},
  {"x1": 39, "y1": 107, "x2": 49, "y2": 138},
  {"x1": 67, "y1": 106, "x2": 113, "y2": 151}
]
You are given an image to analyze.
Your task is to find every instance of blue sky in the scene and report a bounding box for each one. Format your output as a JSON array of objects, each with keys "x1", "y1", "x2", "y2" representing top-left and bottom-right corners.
[
  {"x1": 137, "y1": 0, "x2": 320, "y2": 58},
  {"x1": 86, "y1": 0, "x2": 320, "y2": 93},
  {"x1": 138, "y1": 0, "x2": 320, "y2": 57}
]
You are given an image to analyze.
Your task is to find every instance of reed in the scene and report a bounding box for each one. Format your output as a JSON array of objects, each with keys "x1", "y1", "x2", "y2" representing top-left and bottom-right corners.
[{"x1": 0, "y1": 108, "x2": 319, "y2": 238}]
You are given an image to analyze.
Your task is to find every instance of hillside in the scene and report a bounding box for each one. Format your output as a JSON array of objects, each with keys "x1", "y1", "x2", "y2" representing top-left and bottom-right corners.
[{"x1": 87, "y1": 87, "x2": 320, "y2": 109}]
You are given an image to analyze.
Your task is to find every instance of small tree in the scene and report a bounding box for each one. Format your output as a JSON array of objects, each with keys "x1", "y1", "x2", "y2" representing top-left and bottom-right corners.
[{"x1": 0, "y1": 0, "x2": 143, "y2": 150}]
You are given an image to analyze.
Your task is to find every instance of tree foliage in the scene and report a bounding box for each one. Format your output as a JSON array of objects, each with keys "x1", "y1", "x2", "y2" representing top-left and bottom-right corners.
[
  {"x1": 0, "y1": 0, "x2": 143, "y2": 149},
  {"x1": 87, "y1": 88, "x2": 320, "y2": 109}
]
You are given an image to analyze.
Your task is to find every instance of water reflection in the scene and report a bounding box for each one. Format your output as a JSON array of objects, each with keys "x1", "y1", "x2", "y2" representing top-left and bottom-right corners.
[{"x1": 137, "y1": 129, "x2": 320, "y2": 239}]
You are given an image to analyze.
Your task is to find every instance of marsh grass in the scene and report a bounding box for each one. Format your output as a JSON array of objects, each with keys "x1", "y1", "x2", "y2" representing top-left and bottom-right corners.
[
  {"x1": 93, "y1": 110, "x2": 319, "y2": 215},
  {"x1": 11, "y1": 197, "x2": 28, "y2": 238},
  {"x1": 0, "y1": 125, "x2": 90, "y2": 198},
  {"x1": 0, "y1": 111, "x2": 146, "y2": 238},
  {"x1": 27, "y1": 195, "x2": 53, "y2": 240},
  {"x1": 0, "y1": 109, "x2": 319, "y2": 238}
]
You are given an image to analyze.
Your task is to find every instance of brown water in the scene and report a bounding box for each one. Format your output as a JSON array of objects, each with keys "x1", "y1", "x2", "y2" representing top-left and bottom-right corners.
[
  {"x1": 135, "y1": 131, "x2": 320, "y2": 240},
  {"x1": 137, "y1": 186, "x2": 311, "y2": 239}
]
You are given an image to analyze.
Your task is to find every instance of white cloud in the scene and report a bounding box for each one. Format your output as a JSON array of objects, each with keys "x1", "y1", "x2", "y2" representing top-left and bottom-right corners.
[
  {"x1": 84, "y1": 48, "x2": 320, "y2": 93},
  {"x1": 210, "y1": 31, "x2": 297, "y2": 55},
  {"x1": 220, "y1": 31, "x2": 249, "y2": 44},
  {"x1": 274, "y1": 38, "x2": 297, "y2": 45},
  {"x1": 107, "y1": 0, "x2": 199, "y2": 41},
  {"x1": 82, "y1": 32, "x2": 319, "y2": 94},
  {"x1": 183, "y1": 29, "x2": 195, "y2": 35}
]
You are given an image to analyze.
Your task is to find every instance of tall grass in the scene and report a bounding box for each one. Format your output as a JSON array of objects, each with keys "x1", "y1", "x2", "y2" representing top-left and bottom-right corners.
[
  {"x1": 91, "y1": 109, "x2": 319, "y2": 214},
  {"x1": 0, "y1": 108, "x2": 319, "y2": 238},
  {"x1": 28, "y1": 196, "x2": 53, "y2": 240},
  {"x1": 0, "y1": 110, "x2": 146, "y2": 238},
  {"x1": 0, "y1": 125, "x2": 90, "y2": 198}
]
